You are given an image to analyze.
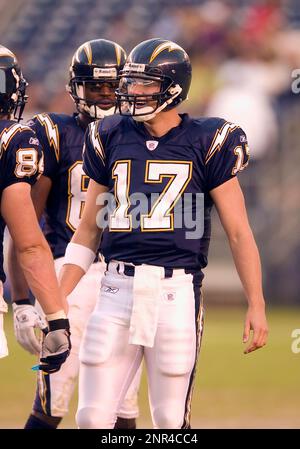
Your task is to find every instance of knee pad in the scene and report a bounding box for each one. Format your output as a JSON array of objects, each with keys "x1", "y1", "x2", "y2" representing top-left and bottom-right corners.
[
  {"x1": 157, "y1": 327, "x2": 195, "y2": 376},
  {"x1": 76, "y1": 406, "x2": 114, "y2": 429}
]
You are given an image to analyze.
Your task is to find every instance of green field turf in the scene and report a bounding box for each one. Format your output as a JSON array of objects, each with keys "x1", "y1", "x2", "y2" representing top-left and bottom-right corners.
[{"x1": 1, "y1": 306, "x2": 299, "y2": 429}]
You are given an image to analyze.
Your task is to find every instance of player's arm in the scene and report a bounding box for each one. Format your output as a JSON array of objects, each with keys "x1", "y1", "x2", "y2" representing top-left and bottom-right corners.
[
  {"x1": 8, "y1": 115, "x2": 57, "y2": 302},
  {"x1": 59, "y1": 179, "x2": 108, "y2": 297},
  {"x1": 8, "y1": 175, "x2": 52, "y2": 301},
  {"x1": 7, "y1": 175, "x2": 52, "y2": 355},
  {"x1": 210, "y1": 177, "x2": 268, "y2": 354},
  {"x1": 8, "y1": 117, "x2": 62, "y2": 355},
  {"x1": 2, "y1": 125, "x2": 70, "y2": 371},
  {"x1": 2, "y1": 182, "x2": 71, "y2": 372},
  {"x1": 2, "y1": 182, "x2": 63, "y2": 314},
  {"x1": 205, "y1": 121, "x2": 268, "y2": 354}
]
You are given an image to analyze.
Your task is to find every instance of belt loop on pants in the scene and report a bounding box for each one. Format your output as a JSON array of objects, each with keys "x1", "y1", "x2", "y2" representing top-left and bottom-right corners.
[{"x1": 117, "y1": 262, "x2": 173, "y2": 278}]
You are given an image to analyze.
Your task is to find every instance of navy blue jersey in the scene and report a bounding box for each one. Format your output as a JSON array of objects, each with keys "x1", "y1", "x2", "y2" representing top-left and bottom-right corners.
[
  {"x1": 28, "y1": 113, "x2": 88, "y2": 259},
  {"x1": 83, "y1": 113, "x2": 249, "y2": 274},
  {"x1": 0, "y1": 120, "x2": 43, "y2": 282}
]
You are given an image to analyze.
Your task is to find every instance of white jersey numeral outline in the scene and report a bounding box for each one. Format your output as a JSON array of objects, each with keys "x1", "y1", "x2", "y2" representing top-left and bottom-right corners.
[
  {"x1": 15, "y1": 148, "x2": 38, "y2": 178},
  {"x1": 142, "y1": 161, "x2": 193, "y2": 231},
  {"x1": 231, "y1": 144, "x2": 250, "y2": 175},
  {"x1": 110, "y1": 160, "x2": 132, "y2": 231},
  {"x1": 110, "y1": 160, "x2": 192, "y2": 232},
  {"x1": 66, "y1": 161, "x2": 89, "y2": 231}
]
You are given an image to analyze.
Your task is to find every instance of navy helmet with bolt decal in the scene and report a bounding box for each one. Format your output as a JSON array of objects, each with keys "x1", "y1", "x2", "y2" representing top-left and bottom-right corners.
[
  {"x1": 116, "y1": 38, "x2": 192, "y2": 122},
  {"x1": 67, "y1": 39, "x2": 126, "y2": 119},
  {"x1": 0, "y1": 45, "x2": 28, "y2": 122}
]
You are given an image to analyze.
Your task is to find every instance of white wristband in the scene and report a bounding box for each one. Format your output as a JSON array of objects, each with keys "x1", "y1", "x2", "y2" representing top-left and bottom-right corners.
[{"x1": 64, "y1": 242, "x2": 96, "y2": 273}]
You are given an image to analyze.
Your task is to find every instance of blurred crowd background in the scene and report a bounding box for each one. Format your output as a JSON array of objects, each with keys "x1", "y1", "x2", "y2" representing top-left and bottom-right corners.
[{"x1": 0, "y1": 0, "x2": 299, "y2": 304}]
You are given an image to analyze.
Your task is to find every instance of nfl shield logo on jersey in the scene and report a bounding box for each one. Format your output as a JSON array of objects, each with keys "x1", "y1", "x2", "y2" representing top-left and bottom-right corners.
[{"x1": 146, "y1": 140, "x2": 159, "y2": 151}]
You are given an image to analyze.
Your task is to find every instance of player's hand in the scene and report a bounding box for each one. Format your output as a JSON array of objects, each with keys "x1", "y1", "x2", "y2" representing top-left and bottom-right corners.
[
  {"x1": 39, "y1": 318, "x2": 71, "y2": 373},
  {"x1": 13, "y1": 300, "x2": 48, "y2": 355},
  {"x1": 243, "y1": 303, "x2": 268, "y2": 354}
]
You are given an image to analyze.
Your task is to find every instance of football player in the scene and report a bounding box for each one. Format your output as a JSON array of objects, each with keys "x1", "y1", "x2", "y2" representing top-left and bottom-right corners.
[
  {"x1": 8, "y1": 39, "x2": 140, "y2": 429},
  {"x1": 59, "y1": 38, "x2": 268, "y2": 428},
  {"x1": 0, "y1": 45, "x2": 70, "y2": 371}
]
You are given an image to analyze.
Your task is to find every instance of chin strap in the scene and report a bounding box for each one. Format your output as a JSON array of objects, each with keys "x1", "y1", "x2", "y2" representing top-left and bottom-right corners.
[
  {"x1": 84, "y1": 103, "x2": 115, "y2": 119},
  {"x1": 67, "y1": 84, "x2": 116, "y2": 119},
  {"x1": 132, "y1": 84, "x2": 182, "y2": 122}
]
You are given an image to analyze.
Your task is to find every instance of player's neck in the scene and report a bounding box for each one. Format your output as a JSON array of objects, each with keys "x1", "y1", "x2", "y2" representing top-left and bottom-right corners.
[
  {"x1": 143, "y1": 109, "x2": 181, "y2": 138},
  {"x1": 0, "y1": 113, "x2": 10, "y2": 121},
  {"x1": 77, "y1": 113, "x2": 93, "y2": 129}
]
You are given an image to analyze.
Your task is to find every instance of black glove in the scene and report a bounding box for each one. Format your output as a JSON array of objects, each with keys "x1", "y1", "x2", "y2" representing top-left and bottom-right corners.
[{"x1": 39, "y1": 318, "x2": 71, "y2": 374}]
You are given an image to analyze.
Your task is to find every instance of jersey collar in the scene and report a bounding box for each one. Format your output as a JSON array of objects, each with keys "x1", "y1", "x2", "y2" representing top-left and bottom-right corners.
[{"x1": 130, "y1": 113, "x2": 191, "y2": 143}]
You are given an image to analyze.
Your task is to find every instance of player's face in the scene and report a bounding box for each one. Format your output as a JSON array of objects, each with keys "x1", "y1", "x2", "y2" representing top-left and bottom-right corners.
[
  {"x1": 84, "y1": 81, "x2": 118, "y2": 110},
  {"x1": 120, "y1": 78, "x2": 161, "y2": 109}
]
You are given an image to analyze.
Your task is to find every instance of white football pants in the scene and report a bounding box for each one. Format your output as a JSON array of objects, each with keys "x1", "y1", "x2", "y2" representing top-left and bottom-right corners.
[{"x1": 76, "y1": 261, "x2": 204, "y2": 429}]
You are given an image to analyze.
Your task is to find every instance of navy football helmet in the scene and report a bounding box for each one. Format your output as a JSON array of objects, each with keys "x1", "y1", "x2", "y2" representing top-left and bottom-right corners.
[
  {"x1": 0, "y1": 45, "x2": 27, "y2": 122},
  {"x1": 68, "y1": 39, "x2": 126, "y2": 119},
  {"x1": 116, "y1": 38, "x2": 192, "y2": 122}
]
